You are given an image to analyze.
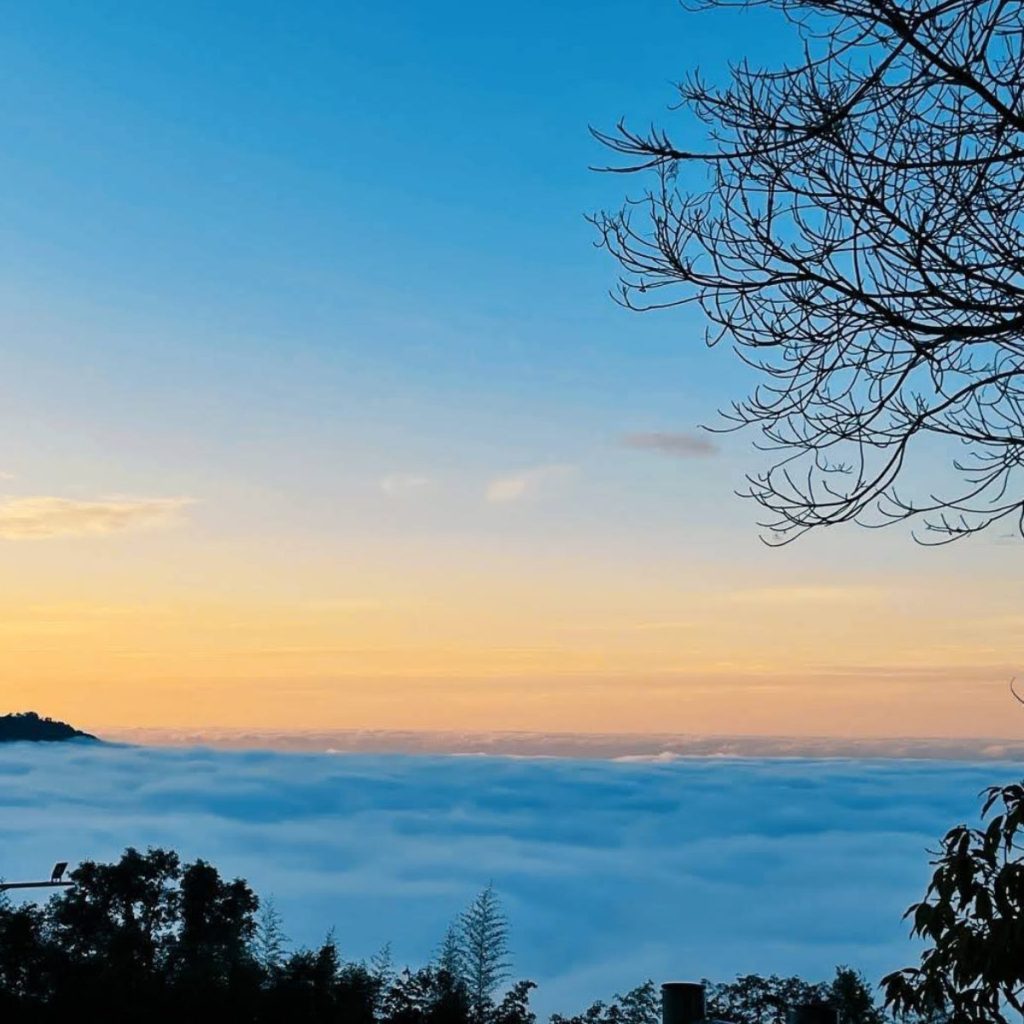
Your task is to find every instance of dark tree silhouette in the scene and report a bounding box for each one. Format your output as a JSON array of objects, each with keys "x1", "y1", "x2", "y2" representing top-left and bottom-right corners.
[
  {"x1": 883, "y1": 783, "x2": 1024, "y2": 1022},
  {"x1": 459, "y1": 885, "x2": 511, "y2": 1024},
  {"x1": 829, "y1": 967, "x2": 887, "y2": 1024},
  {"x1": 168, "y1": 859, "x2": 261, "y2": 1018},
  {"x1": 436, "y1": 922, "x2": 464, "y2": 979},
  {"x1": 46, "y1": 846, "x2": 181, "y2": 1019},
  {"x1": 381, "y1": 967, "x2": 475, "y2": 1024},
  {"x1": 704, "y1": 968, "x2": 884, "y2": 1024},
  {"x1": 551, "y1": 981, "x2": 662, "y2": 1024},
  {"x1": 0, "y1": 847, "x2": 536, "y2": 1024},
  {"x1": 253, "y1": 897, "x2": 288, "y2": 975},
  {"x1": 594, "y1": 0, "x2": 1024, "y2": 543},
  {"x1": 705, "y1": 974, "x2": 824, "y2": 1024},
  {"x1": 491, "y1": 981, "x2": 538, "y2": 1024},
  {"x1": 0, "y1": 846, "x2": 930, "y2": 1024},
  {"x1": 0, "y1": 893, "x2": 47, "y2": 1017}
]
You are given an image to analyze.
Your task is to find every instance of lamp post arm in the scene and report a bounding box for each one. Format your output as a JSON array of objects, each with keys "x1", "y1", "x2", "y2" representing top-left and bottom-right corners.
[{"x1": 0, "y1": 880, "x2": 74, "y2": 893}]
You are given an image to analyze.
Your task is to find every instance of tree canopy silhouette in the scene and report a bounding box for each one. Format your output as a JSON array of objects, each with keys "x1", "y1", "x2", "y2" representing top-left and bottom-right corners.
[
  {"x1": 594, "y1": 0, "x2": 1024, "y2": 543},
  {"x1": 0, "y1": 846, "x2": 912, "y2": 1024},
  {"x1": 883, "y1": 782, "x2": 1024, "y2": 1022},
  {"x1": 0, "y1": 849, "x2": 531, "y2": 1024}
]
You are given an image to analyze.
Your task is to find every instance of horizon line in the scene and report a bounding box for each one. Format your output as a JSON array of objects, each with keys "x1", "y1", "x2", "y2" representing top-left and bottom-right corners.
[{"x1": 93, "y1": 725, "x2": 1024, "y2": 762}]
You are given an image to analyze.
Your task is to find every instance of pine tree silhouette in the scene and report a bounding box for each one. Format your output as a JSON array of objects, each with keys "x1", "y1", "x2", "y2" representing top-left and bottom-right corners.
[
  {"x1": 458, "y1": 885, "x2": 510, "y2": 1024},
  {"x1": 435, "y1": 923, "x2": 464, "y2": 980},
  {"x1": 253, "y1": 898, "x2": 288, "y2": 975}
]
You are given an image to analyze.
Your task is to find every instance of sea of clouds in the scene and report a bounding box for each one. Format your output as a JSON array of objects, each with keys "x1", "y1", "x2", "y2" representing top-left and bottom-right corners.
[
  {"x1": 0, "y1": 743, "x2": 1016, "y2": 1015},
  {"x1": 103, "y1": 727, "x2": 1024, "y2": 760}
]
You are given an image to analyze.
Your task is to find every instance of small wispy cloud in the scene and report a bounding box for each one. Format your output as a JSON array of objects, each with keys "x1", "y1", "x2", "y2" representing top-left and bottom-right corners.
[
  {"x1": 0, "y1": 495, "x2": 194, "y2": 539},
  {"x1": 379, "y1": 474, "x2": 433, "y2": 497},
  {"x1": 485, "y1": 464, "x2": 576, "y2": 504},
  {"x1": 622, "y1": 431, "x2": 719, "y2": 458}
]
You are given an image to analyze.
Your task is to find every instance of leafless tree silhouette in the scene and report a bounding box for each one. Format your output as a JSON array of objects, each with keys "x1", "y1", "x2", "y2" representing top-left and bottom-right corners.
[{"x1": 593, "y1": 0, "x2": 1024, "y2": 544}]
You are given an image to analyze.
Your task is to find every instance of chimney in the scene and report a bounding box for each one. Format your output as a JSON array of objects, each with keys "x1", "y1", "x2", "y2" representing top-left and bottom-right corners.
[
  {"x1": 661, "y1": 982, "x2": 705, "y2": 1024},
  {"x1": 786, "y1": 1006, "x2": 838, "y2": 1024}
]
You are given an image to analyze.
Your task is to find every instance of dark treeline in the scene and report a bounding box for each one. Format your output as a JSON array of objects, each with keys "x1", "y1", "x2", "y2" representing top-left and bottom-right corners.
[{"x1": 0, "y1": 847, "x2": 918, "y2": 1024}]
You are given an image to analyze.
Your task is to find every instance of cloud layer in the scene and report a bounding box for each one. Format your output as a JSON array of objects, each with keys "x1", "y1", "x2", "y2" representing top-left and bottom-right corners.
[
  {"x1": 0, "y1": 744, "x2": 1009, "y2": 1015},
  {"x1": 0, "y1": 496, "x2": 193, "y2": 539},
  {"x1": 102, "y1": 726, "x2": 1024, "y2": 761},
  {"x1": 623, "y1": 432, "x2": 719, "y2": 458}
]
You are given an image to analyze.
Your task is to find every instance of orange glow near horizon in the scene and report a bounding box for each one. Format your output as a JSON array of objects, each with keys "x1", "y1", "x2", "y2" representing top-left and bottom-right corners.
[{"x1": 2, "y1": 538, "x2": 1022, "y2": 739}]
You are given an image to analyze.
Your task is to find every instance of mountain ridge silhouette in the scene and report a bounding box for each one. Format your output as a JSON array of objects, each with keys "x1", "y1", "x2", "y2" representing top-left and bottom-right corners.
[{"x1": 0, "y1": 710, "x2": 98, "y2": 743}]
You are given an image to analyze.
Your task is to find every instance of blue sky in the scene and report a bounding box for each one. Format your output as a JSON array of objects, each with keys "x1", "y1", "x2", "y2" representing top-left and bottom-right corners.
[
  {"x1": 0, "y1": 1, "x2": 1022, "y2": 737},
  {"x1": 0, "y1": 0, "x2": 762, "y2": 534},
  {"x1": 0, "y1": 0, "x2": 769, "y2": 444}
]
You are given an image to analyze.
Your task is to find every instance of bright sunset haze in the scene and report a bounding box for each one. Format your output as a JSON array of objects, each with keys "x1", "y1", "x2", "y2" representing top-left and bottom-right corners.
[{"x1": 0, "y1": 0, "x2": 1020, "y2": 740}]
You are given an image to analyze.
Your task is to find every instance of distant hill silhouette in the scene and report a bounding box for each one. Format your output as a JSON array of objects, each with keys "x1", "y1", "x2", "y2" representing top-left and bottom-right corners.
[{"x1": 0, "y1": 711, "x2": 97, "y2": 743}]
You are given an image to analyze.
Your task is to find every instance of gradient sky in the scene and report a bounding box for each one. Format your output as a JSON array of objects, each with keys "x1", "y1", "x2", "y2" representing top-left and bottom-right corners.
[{"x1": 1, "y1": 0, "x2": 1022, "y2": 738}]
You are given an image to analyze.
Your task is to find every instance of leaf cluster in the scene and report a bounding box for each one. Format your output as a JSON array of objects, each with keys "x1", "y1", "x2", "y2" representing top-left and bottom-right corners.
[{"x1": 883, "y1": 783, "x2": 1024, "y2": 1022}]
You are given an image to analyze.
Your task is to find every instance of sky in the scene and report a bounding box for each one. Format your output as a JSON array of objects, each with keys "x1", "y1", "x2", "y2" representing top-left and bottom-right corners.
[
  {"x1": 0, "y1": 0, "x2": 1022, "y2": 738},
  {"x1": 0, "y1": 743, "x2": 1004, "y2": 1013}
]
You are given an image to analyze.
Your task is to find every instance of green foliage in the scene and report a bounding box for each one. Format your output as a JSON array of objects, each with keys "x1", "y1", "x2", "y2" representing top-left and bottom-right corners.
[{"x1": 883, "y1": 782, "x2": 1024, "y2": 1023}]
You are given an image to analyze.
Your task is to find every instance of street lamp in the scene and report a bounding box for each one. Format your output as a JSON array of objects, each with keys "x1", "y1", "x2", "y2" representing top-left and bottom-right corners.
[{"x1": 0, "y1": 862, "x2": 73, "y2": 893}]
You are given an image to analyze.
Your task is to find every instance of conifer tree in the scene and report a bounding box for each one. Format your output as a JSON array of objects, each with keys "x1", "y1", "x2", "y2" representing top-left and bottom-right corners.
[
  {"x1": 252, "y1": 897, "x2": 288, "y2": 974},
  {"x1": 436, "y1": 922, "x2": 464, "y2": 980},
  {"x1": 458, "y1": 884, "x2": 510, "y2": 1024},
  {"x1": 371, "y1": 939, "x2": 396, "y2": 1015}
]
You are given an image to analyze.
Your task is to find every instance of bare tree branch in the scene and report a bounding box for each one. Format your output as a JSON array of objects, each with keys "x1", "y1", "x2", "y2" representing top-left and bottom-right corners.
[{"x1": 594, "y1": 0, "x2": 1024, "y2": 543}]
